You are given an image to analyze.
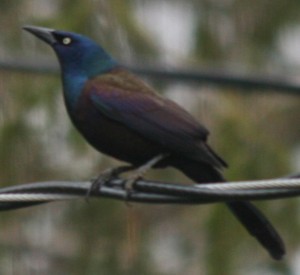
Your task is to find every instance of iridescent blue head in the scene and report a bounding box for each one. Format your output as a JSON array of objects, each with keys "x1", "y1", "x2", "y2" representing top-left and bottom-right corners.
[
  {"x1": 23, "y1": 26, "x2": 117, "y2": 78},
  {"x1": 23, "y1": 25, "x2": 118, "y2": 108}
]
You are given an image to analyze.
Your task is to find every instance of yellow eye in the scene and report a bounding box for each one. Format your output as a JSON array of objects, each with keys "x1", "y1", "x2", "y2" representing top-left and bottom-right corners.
[{"x1": 62, "y1": 37, "x2": 72, "y2": 45}]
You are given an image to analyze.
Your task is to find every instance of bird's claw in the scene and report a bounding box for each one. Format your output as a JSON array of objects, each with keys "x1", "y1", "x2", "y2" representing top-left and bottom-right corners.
[
  {"x1": 87, "y1": 165, "x2": 134, "y2": 199},
  {"x1": 123, "y1": 175, "x2": 142, "y2": 199},
  {"x1": 123, "y1": 154, "x2": 167, "y2": 200},
  {"x1": 88, "y1": 154, "x2": 166, "y2": 200},
  {"x1": 123, "y1": 176, "x2": 144, "y2": 204}
]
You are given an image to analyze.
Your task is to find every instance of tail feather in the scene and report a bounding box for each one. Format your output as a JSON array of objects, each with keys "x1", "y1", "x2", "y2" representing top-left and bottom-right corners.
[
  {"x1": 227, "y1": 201, "x2": 285, "y2": 260},
  {"x1": 172, "y1": 159, "x2": 285, "y2": 260}
]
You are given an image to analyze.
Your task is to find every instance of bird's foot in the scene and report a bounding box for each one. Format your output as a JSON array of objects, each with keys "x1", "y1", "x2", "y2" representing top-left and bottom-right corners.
[
  {"x1": 87, "y1": 165, "x2": 134, "y2": 199},
  {"x1": 87, "y1": 154, "x2": 167, "y2": 201},
  {"x1": 123, "y1": 154, "x2": 167, "y2": 199}
]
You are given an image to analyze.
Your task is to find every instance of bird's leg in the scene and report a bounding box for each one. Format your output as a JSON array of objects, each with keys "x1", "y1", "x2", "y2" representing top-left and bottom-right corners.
[
  {"x1": 96, "y1": 165, "x2": 135, "y2": 185},
  {"x1": 88, "y1": 165, "x2": 135, "y2": 197},
  {"x1": 124, "y1": 154, "x2": 167, "y2": 192},
  {"x1": 87, "y1": 154, "x2": 166, "y2": 198}
]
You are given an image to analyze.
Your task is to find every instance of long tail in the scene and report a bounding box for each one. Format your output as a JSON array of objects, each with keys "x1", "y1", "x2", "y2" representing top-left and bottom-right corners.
[{"x1": 172, "y1": 159, "x2": 285, "y2": 260}]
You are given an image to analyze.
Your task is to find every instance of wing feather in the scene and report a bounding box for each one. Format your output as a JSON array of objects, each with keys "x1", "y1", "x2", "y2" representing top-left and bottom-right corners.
[{"x1": 84, "y1": 69, "x2": 226, "y2": 168}]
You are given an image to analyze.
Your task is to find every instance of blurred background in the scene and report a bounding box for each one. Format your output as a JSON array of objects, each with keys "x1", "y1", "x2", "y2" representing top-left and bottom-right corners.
[{"x1": 0, "y1": 0, "x2": 299, "y2": 274}]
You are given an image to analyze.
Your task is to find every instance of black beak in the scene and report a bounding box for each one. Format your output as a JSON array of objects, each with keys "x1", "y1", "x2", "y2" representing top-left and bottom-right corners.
[{"x1": 23, "y1": 25, "x2": 56, "y2": 45}]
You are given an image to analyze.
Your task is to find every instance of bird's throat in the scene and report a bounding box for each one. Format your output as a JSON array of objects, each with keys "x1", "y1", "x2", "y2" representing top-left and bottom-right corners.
[{"x1": 62, "y1": 72, "x2": 87, "y2": 109}]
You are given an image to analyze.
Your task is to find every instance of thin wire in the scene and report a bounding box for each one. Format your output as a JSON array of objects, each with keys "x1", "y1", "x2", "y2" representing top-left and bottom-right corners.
[
  {"x1": 1, "y1": 59, "x2": 300, "y2": 95},
  {"x1": 0, "y1": 176, "x2": 299, "y2": 207},
  {"x1": 0, "y1": 193, "x2": 82, "y2": 201},
  {"x1": 198, "y1": 178, "x2": 300, "y2": 190}
]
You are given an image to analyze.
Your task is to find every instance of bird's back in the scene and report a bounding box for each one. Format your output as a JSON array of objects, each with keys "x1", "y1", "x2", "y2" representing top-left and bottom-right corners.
[{"x1": 69, "y1": 68, "x2": 226, "y2": 170}]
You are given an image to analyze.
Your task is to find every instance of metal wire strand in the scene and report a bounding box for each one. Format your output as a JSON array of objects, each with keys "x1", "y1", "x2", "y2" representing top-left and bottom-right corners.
[{"x1": 0, "y1": 174, "x2": 298, "y2": 211}]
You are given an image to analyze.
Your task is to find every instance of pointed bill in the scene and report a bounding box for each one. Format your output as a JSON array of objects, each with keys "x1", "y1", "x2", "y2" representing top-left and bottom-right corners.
[{"x1": 23, "y1": 25, "x2": 56, "y2": 45}]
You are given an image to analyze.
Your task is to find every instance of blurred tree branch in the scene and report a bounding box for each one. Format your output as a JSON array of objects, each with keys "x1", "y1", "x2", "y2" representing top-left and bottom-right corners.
[{"x1": 0, "y1": 58, "x2": 300, "y2": 95}]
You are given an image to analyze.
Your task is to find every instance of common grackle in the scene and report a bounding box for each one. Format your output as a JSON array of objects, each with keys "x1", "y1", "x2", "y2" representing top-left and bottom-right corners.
[{"x1": 23, "y1": 26, "x2": 285, "y2": 260}]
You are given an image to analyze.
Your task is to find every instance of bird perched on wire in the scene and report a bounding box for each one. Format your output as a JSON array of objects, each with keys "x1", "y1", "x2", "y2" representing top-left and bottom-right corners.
[{"x1": 23, "y1": 25, "x2": 285, "y2": 260}]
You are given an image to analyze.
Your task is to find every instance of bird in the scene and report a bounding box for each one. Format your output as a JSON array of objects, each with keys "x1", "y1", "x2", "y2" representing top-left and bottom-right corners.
[{"x1": 23, "y1": 25, "x2": 285, "y2": 260}]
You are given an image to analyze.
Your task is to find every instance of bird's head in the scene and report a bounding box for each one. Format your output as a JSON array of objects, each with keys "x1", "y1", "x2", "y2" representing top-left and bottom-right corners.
[{"x1": 23, "y1": 26, "x2": 117, "y2": 78}]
